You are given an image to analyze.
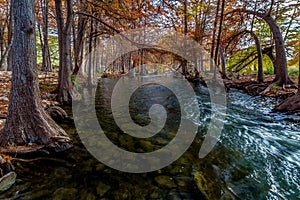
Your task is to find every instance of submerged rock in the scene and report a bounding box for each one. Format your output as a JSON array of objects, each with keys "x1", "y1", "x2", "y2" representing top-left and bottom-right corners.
[
  {"x1": 0, "y1": 155, "x2": 16, "y2": 193},
  {"x1": 80, "y1": 192, "x2": 96, "y2": 200},
  {"x1": 112, "y1": 188, "x2": 131, "y2": 200},
  {"x1": 0, "y1": 172, "x2": 16, "y2": 192},
  {"x1": 155, "y1": 175, "x2": 176, "y2": 188},
  {"x1": 53, "y1": 187, "x2": 78, "y2": 200},
  {"x1": 29, "y1": 189, "x2": 50, "y2": 199},
  {"x1": 96, "y1": 182, "x2": 111, "y2": 197}
]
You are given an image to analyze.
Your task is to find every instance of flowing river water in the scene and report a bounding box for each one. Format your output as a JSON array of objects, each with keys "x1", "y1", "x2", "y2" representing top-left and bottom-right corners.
[{"x1": 0, "y1": 76, "x2": 299, "y2": 200}]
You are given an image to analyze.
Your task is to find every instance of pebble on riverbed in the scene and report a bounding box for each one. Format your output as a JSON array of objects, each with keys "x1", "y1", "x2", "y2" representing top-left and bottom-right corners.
[{"x1": 0, "y1": 156, "x2": 16, "y2": 193}]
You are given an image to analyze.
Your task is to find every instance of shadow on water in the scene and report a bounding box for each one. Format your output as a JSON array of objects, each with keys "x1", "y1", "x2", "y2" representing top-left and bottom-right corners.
[{"x1": 0, "y1": 77, "x2": 299, "y2": 200}]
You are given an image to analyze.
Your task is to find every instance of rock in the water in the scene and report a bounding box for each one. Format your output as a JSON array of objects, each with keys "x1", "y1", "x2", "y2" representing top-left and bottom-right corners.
[
  {"x1": 113, "y1": 188, "x2": 131, "y2": 199},
  {"x1": 53, "y1": 187, "x2": 78, "y2": 200},
  {"x1": 29, "y1": 189, "x2": 50, "y2": 199},
  {"x1": 79, "y1": 192, "x2": 96, "y2": 200},
  {"x1": 0, "y1": 172, "x2": 16, "y2": 192},
  {"x1": 167, "y1": 189, "x2": 186, "y2": 200},
  {"x1": 155, "y1": 175, "x2": 176, "y2": 188},
  {"x1": 46, "y1": 106, "x2": 68, "y2": 121},
  {"x1": 96, "y1": 182, "x2": 111, "y2": 197},
  {"x1": 0, "y1": 156, "x2": 15, "y2": 193}
]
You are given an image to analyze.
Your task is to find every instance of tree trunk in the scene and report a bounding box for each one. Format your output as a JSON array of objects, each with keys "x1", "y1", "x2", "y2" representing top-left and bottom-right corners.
[
  {"x1": 274, "y1": 50, "x2": 300, "y2": 112},
  {"x1": 245, "y1": 30, "x2": 264, "y2": 82},
  {"x1": 73, "y1": 5, "x2": 87, "y2": 75},
  {"x1": 262, "y1": 46, "x2": 275, "y2": 67},
  {"x1": 210, "y1": 0, "x2": 221, "y2": 60},
  {"x1": 214, "y1": 0, "x2": 225, "y2": 65},
  {"x1": 6, "y1": 3, "x2": 13, "y2": 71},
  {"x1": 182, "y1": 0, "x2": 188, "y2": 77},
  {"x1": 0, "y1": 0, "x2": 72, "y2": 151},
  {"x1": 183, "y1": 0, "x2": 188, "y2": 36},
  {"x1": 298, "y1": 51, "x2": 300, "y2": 94},
  {"x1": 87, "y1": 19, "x2": 93, "y2": 86},
  {"x1": 41, "y1": 0, "x2": 52, "y2": 72},
  {"x1": 0, "y1": 21, "x2": 11, "y2": 70},
  {"x1": 219, "y1": 46, "x2": 227, "y2": 79},
  {"x1": 0, "y1": 22, "x2": 4, "y2": 69},
  {"x1": 243, "y1": 10, "x2": 292, "y2": 85},
  {"x1": 55, "y1": 0, "x2": 75, "y2": 104}
]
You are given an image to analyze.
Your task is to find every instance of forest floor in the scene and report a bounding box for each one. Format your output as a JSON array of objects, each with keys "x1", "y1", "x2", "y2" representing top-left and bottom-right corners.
[
  {"x1": 0, "y1": 71, "x2": 59, "y2": 119},
  {"x1": 0, "y1": 72, "x2": 298, "y2": 119}
]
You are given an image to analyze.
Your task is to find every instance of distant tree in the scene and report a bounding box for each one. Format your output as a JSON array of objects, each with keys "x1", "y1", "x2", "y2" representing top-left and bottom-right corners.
[
  {"x1": 72, "y1": 0, "x2": 87, "y2": 75},
  {"x1": 0, "y1": 0, "x2": 72, "y2": 151},
  {"x1": 214, "y1": 0, "x2": 226, "y2": 79},
  {"x1": 246, "y1": 30, "x2": 264, "y2": 83},
  {"x1": 6, "y1": 2, "x2": 13, "y2": 71},
  {"x1": 0, "y1": 0, "x2": 10, "y2": 70},
  {"x1": 54, "y1": 0, "x2": 75, "y2": 104},
  {"x1": 40, "y1": 0, "x2": 52, "y2": 71}
]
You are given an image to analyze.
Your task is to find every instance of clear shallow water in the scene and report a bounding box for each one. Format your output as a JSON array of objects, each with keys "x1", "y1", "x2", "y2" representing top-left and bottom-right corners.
[{"x1": 1, "y1": 77, "x2": 299, "y2": 200}]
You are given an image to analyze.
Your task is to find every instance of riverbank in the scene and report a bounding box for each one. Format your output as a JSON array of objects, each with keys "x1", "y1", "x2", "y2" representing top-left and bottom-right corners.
[{"x1": 225, "y1": 74, "x2": 299, "y2": 98}]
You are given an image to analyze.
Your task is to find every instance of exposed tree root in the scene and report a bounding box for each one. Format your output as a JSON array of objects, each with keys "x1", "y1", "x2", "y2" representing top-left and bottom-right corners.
[
  {"x1": 226, "y1": 81, "x2": 269, "y2": 95},
  {"x1": 0, "y1": 136, "x2": 72, "y2": 155},
  {"x1": 0, "y1": 145, "x2": 46, "y2": 155},
  {"x1": 274, "y1": 93, "x2": 300, "y2": 112},
  {"x1": 13, "y1": 157, "x2": 68, "y2": 164},
  {"x1": 260, "y1": 83, "x2": 276, "y2": 95},
  {"x1": 45, "y1": 106, "x2": 68, "y2": 122}
]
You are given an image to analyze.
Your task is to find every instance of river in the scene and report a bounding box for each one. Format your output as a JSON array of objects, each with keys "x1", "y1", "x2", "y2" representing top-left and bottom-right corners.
[{"x1": 1, "y1": 76, "x2": 299, "y2": 200}]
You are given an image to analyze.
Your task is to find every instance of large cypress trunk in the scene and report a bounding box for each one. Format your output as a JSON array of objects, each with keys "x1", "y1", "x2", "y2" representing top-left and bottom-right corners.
[{"x1": 0, "y1": 0, "x2": 72, "y2": 152}]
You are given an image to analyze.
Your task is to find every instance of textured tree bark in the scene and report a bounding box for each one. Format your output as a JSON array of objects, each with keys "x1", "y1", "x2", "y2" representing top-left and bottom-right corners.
[
  {"x1": 0, "y1": 0, "x2": 72, "y2": 152},
  {"x1": 55, "y1": 0, "x2": 75, "y2": 104}
]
